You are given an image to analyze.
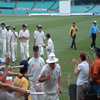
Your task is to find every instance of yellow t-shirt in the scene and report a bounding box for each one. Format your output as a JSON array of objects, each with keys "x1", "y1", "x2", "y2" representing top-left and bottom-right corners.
[
  {"x1": 14, "y1": 77, "x2": 31, "y2": 100},
  {"x1": 69, "y1": 26, "x2": 79, "y2": 36}
]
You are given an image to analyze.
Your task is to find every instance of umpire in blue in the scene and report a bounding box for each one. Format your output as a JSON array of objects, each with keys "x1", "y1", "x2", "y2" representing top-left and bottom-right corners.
[{"x1": 90, "y1": 21, "x2": 100, "y2": 49}]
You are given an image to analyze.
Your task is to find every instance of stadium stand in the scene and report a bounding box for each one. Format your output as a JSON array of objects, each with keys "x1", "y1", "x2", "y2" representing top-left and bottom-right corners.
[
  {"x1": 17, "y1": 1, "x2": 34, "y2": 9},
  {"x1": 41, "y1": 11, "x2": 51, "y2": 13},
  {"x1": 0, "y1": 1, "x2": 15, "y2": 8},
  {"x1": 71, "y1": 5, "x2": 94, "y2": 13},
  {"x1": 35, "y1": 1, "x2": 54, "y2": 9},
  {"x1": 88, "y1": 5, "x2": 100, "y2": 13},
  {"x1": 13, "y1": 10, "x2": 27, "y2": 14},
  {"x1": 1, "y1": 9, "x2": 13, "y2": 14},
  {"x1": 50, "y1": 1, "x2": 59, "y2": 10},
  {"x1": 28, "y1": 10, "x2": 40, "y2": 14},
  {"x1": 0, "y1": 0, "x2": 100, "y2": 14}
]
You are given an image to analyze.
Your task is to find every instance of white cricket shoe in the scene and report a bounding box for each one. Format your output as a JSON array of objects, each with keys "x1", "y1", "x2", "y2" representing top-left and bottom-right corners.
[{"x1": 90, "y1": 47, "x2": 93, "y2": 50}]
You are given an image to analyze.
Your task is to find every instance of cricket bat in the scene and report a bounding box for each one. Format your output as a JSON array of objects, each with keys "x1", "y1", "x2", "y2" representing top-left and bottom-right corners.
[{"x1": 27, "y1": 90, "x2": 44, "y2": 95}]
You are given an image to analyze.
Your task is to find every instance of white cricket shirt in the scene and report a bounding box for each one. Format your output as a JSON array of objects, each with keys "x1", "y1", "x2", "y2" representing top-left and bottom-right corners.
[
  {"x1": 19, "y1": 29, "x2": 29, "y2": 43},
  {"x1": 46, "y1": 38, "x2": 54, "y2": 53},
  {"x1": 34, "y1": 30, "x2": 38, "y2": 38},
  {"x1": 0, "y1": 27, "x2": 7, "y2": 39},
  {"x1": 26, "y1": 29, "x2": 30, "y2": 42},
  {"x1": 0, "y1": 27, "x2": 2, "y2": 39},
  {"x1": 28, "y1": 56, "x2": 45, "y2": 82},
  {"x1": 34, "y1": 31, "x2": 45, "y2": 45},
  {"x1": 7, "y1": 30, "x2": 12, "y2": 42},
  {"x1": 39, "y1": 64, "x2": 61, "y2": 94},
  {"x1": 11, "y1": 32, "x2": 18, "y2": 43}
]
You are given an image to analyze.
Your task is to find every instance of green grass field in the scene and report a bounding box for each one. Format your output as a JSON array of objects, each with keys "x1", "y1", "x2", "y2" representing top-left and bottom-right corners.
[{"x1": 0, "y1": 16, "x2": 100, "y2": 100}]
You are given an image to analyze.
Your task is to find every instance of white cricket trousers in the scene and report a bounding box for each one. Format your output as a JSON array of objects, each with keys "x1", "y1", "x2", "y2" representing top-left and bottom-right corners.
[
  {"x1": 44, "y1": 92, "x2": 59, "y2": 100},
  {"x1": 7, "y1": 42, "x2": 11, "y2": 57},
  {"x1": 38, "y1": 45, "x2": 44, "y2": 56},
  {"x1": 1, "y1": 39, "x2": 6, "y2": 59},
  {"x1": 20, "y1": 42, "x2": 27, "y2": 60},
  {"x1": 47, "y1": 51, "x2": 54, "y2": 58},
  {"x1": 26, "y1": 41, "x2": 30, "y2": 59},
  {"x1": 30, "y1": 81, "x2": 44, "y2": 100},
  {"x1": 11, "y1": 42, "x2": 17, "y2": 62}
]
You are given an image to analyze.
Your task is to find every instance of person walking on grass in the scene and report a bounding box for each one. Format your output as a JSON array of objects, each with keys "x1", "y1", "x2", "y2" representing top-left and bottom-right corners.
[
  {"x1": 28, "y1": 45, "x2": 45, "y2": 100},
  {"x1": 39, "y1": 53, "x2": 62, "y2": 100},
  {"x1": 19, "y1": 24, "x2": 30, "y2": 60},
  {"x1": 34, "y1": 25, "x2": 45, "y2": 57},
  {"x1": 10, "y1": 27, "x2": 18, "y2": 63},
  {"x1": 69, "y1": 22, "x2": 79, "y2": 50},
  {"x1": 90, "y1": 21, "x2": 100, "y2": 49}
]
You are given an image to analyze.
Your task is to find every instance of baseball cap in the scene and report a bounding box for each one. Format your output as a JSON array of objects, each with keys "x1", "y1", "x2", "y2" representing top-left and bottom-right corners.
[
  {"x1": 73, "y1": 22, "x2": 75, "y2": 24},
  {"x1": 36, "y1": 25, "x2": 38, "y2": 28},
  {"x1": 38, "y1": 25, "x2": 42, "y2": 29},
  {"x1": 13, "y1": 26, "x2": 16, "y2": 29},
  {"x1": 47, "y1": 33, "x2": 50, "y2": 38},
  {"x1": 6, "y1": 25, "x2": 10, "y2": 28},
  {"x1": 93, "y1": 21, "x2": 97, "y2": 24},
  {"x1": 1, "y1": 22, "x2": 5, "y2": 26},
  {"x1": 94, "y1": 47, "x2": 100, "y2": 57},
  {"x1": 20, "y1": 60, "x2": 29, "y2": 68},
  {"x1": 33, "y1": 45, "x2": 39, "y2": 51},
  {"x1": 20, "y1": 60, "x2": 29, "y2": 74},
  {"x1": 22, "y1": 24, "x2": 27, "y2": 27}
]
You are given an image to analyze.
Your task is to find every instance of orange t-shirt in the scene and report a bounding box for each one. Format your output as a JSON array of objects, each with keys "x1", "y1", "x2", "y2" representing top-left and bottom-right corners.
[{"x1": 90, "y1": 58, "x2": 100, "y2": 84}]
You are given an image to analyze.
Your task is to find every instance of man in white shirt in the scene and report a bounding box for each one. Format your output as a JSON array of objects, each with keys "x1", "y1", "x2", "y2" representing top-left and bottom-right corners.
[
  {"x1": 10, "y1": 27, "x2": 18, "y2": 63},
  {"x1": 34, "y1": 25, "x2": 38, "y2": 43},
  {"x1": 0, "y1": 23, "x2": 7, "y2": 59},
  {"x1": 28, "y1": 45, "x2": 45, "y2": 100},
  {"x1": 38, "y1": 53, "x2": 62, "y2": 100},
  {"x1": 0, "y1": 22, "x2": 3, "y2": 50},
  {"x1": 45, "y1": 33, "x2": 54, "y2": 58},
  {"x1": 6, "y1": 25, "x2": 12, "y2": 57},
  {"x1": 19, "y1": 24, "x2": 29, "y2": 60},
  {"x1": 34, "y1": 25, "x2": 45, "y2": 57},
  {"x1": 72, "y1": 52, "x2": 89, "y2": 100},
  {"x1": 25, "y1": 24, "x2": 30, "y2": 61}
]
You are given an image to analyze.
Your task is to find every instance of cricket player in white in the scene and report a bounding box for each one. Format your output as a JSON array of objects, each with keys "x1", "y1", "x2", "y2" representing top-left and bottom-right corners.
[
  {"x1": 10, "y1": 27, "x2": 18, "y2": 63},
  {"x1": 28, "y1": 45, "x2": 45, "y2": 100},
  {"x1": 0, "y1": 23, "x2": 7, "y2": 59},
  {"x1": 39, "y1": 53, "x2": 62, "y2": 100},
  {"x1": 0, "y1": 22, "x2": 2, "y2": 49},
  {"x1": 45, "y1": 33, "x2": 54, "y2": 58},
  {"x1": 25, "y1": 24, "x2": 30, "y2": 61},
  {"x1": 34, "y1": 25, "x2": 38, "y2": 43},
  {"x1": 34, "y1": 25, "x2": 45, "y2": 57},
  {"x1": 19, "y1": 24, "x2": 29, "y2": 60},
  {"x1": 6, "y1": 25, "x2": 12, "y2": 57}
]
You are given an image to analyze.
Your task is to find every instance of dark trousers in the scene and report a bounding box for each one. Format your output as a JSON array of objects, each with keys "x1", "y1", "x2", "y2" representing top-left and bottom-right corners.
[
  {"x1": 71, "y1": 35, "x2": 76, "y2": 49},
  {"x1": 91, "y1": 34, "x2": 96, "y2": 49},
  {"x1": 89, "y1": 84, "x2": 100, "y2": 97}
]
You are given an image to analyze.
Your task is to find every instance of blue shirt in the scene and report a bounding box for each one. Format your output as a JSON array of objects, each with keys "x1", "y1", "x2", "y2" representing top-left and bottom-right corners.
[{"x1": 90, "y1": 24, "x2": 99, "y2": 36}]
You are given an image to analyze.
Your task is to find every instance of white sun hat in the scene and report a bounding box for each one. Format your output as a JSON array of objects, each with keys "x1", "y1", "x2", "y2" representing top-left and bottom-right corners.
[
  {"x1": 46, "y1": 53, "x2": 58, "y2": 63},
  {"x1": 93, "y1": 21, "x2": 97, "y2": 24}
]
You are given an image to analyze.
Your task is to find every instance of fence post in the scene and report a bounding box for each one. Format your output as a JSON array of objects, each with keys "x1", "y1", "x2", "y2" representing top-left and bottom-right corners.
[{"x1": 68, "y1": 75, "x2": 70, "y2": 100}]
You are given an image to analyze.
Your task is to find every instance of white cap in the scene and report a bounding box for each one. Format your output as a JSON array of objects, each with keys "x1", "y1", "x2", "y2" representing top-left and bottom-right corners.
[
  {"x1": 38, "y1": 25, "x2": 42, "y2": 28},
  {"x1": 46, "y1": 53, "x2": 58, "y2": 63},
  {"x1": 93, "y1": 21, "x2": 97, "y2": 24}
]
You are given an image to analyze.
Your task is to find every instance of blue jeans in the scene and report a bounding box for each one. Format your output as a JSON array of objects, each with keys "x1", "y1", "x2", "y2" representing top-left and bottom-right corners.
[
  {"x1": 90, "y1": 84, "x2": 100, "y2": 96},
  {"x1": 71, "y1": 35, "x2": 76, "y2": 49}
]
